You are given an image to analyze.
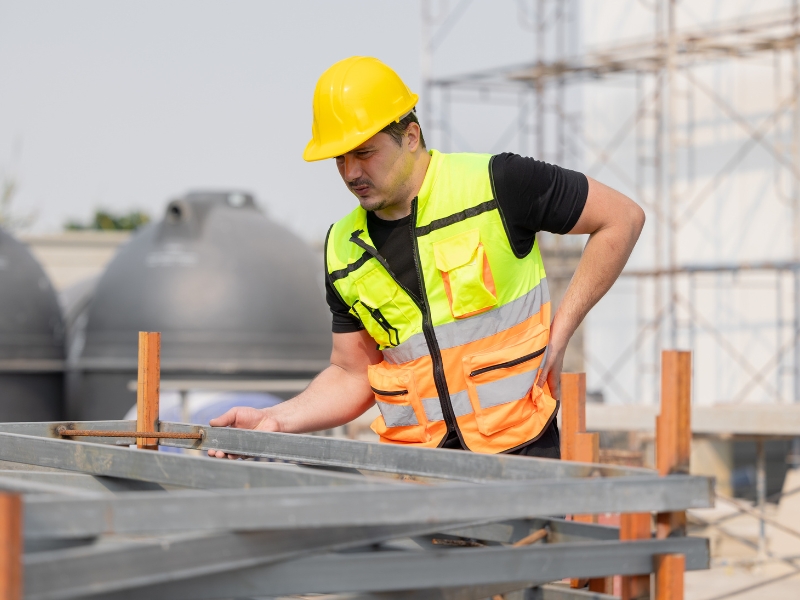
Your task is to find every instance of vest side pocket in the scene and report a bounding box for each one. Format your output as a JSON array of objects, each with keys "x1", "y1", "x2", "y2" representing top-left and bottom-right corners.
[
  {"x1": 462, "y1": 324, "x2": 549, "y2": 437},
  {"x1": 368, "y1": 363, "x2": 429, "y2": 443},
  {"x1": 432, "y1": 229, "x2": 497, "y2": 319}
]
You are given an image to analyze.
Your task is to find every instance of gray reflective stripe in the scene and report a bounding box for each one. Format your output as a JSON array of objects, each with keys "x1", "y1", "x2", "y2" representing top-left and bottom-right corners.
[
  {"x1": 450, "y1": 389, "x2": 473, "y2": 417},
  {"x1": 376, "y1": 401, "x2": 419, "y2": 427},
  {"x1": 421, "y1": 397, "x2": 444, "y2": 422},
  {"x1": 475, "y1": 368, "x2": 539, "y2": 410},
  {"x1": 421, "y1": 390, "x2": 474, "y2": 423},
  {"x1": 383, "y1": 279, "x2": 550, "y2": 365}
]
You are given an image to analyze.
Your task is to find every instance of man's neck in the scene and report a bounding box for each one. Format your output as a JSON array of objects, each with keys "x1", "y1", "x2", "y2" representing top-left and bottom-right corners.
[{"x1": 374, "y1": 150, "x2": 432, "y2": 221}]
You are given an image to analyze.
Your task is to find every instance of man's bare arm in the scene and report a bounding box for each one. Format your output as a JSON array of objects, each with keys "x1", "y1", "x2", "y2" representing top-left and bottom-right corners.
[
  {"x1": 207, "y1": 330, "x2": 381, "y2": 458},
  {"x1": 536, "y1": 176, "x2": 645, "y2": 400}
]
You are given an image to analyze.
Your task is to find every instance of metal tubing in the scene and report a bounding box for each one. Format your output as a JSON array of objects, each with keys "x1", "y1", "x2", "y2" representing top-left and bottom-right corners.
[
  {"x1": 22, "y1": 475, "x2": 713, "y2": 540},
  {"x1": 0, "y1": 471, "x2": 165, "y2": 494},
  {"x1": 81, "y1": 537, "x2": 709, "y2": 600},
  {"x1": 159, "y1": 421, "x2": 654, "y2": 481},
  {"x1": 0, "y1": 433, "x2": 371, "y2": 490},
  {"x1": 439, "y1": 518, "x2": 619, "y2": 545},
  {"x1": 24, "y1": 523, "x2": 458, "y2": 600},
  {"x1": 0, "y1": 420, "x2": 656, "y2": 479}
]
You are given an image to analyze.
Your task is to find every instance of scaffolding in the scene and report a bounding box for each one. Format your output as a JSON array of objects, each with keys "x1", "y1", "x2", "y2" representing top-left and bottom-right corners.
[{"x1": 422, "y1": 1, "x2": 800, "y2": 408}]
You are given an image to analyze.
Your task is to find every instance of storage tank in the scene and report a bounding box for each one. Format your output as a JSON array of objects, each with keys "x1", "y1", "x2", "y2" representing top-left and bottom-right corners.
[
  {"x1": 67, "y1": 191, "x2": 331, "y2": 420},
  {"x1": 0, "y1": 227, "x2": 65, "y2": 421}
]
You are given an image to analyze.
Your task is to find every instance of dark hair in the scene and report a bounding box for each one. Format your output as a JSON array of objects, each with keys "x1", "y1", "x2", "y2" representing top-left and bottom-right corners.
[{"x1": 380, "y1": 109, "x2": 426, "y2": 149}]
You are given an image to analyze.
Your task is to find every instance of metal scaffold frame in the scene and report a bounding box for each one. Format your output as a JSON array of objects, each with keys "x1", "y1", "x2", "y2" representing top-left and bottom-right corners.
[
  {"x1": 0, "y1": 334, "x2": 709, "y2": 599},
  {"x1": 421, "y1": 0, "x2": 800, "y2": 409}
]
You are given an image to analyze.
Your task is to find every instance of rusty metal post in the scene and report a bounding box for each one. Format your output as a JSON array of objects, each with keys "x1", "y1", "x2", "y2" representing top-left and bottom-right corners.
[
  {"x1": 655, "y1": 350, "x2": 691, "y2": 600},
  {"x1": 560, "y1": 372, "x2": 586, "y2": 461},
  {"x1": 655, "y1": 553, "x2": 685, "y2": 600},
  {"x1": 561, "y1": 373, "x2": 610, "y2": 593},
  {"x1": 656, "y1": 350, "x2": 691, "y2": 538},
  {"x1": 137, "y1": 332, "x2": 161, "y2": 450},
  {"x1": 620, "y1": 512, "x2": 652, "y2": 600},
  {"x1": 0, "y1": 493, "x2": 22, "y2": 600}
]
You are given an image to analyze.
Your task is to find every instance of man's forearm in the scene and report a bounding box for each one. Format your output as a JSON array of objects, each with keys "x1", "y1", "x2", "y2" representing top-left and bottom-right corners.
[
  {"x1": 551, "y1": 214, "x2": 643, "y2": 349},
  {"x1": 265, "y1": 363, "x2": 375, "y2": 433}
]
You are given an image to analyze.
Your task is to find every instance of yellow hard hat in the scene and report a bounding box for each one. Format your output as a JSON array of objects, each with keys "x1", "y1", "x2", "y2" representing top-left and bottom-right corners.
[{"x1": 303, "y1": 56, "x2": 419, "y2": 162}]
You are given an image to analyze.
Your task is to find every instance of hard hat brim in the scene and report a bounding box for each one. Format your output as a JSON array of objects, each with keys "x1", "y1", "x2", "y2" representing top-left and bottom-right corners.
[{"x1": 303, "y1": 94, "x2": 419, "y2": 162}]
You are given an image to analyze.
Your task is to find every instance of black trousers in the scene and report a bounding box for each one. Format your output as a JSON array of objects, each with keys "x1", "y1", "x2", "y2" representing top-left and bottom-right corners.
[{"x1": 440, "y1": 420, "x2": 561, "y2": 459}]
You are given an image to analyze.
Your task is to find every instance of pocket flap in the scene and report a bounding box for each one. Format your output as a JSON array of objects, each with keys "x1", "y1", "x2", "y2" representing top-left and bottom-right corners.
[
  {"x1": 355, "y1": 267, "x2": 397, "y2": 308},
  {"x1": 433, "y1": 229, "x2": 481, "y2": 272}
]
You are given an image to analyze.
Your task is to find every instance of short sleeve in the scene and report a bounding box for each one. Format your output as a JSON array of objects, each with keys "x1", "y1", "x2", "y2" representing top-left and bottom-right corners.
[
  {"x1": 491, "y1": 153, "x2": 588, "y2": 257},
  {"x1": 325, "y1": 276, "x2": 364, "y2": 333}
]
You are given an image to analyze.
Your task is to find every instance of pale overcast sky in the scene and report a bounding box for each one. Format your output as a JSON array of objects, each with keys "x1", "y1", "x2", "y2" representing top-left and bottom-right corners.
[{"x1": 0, "y1": 0, "x2": 543, "y2": 241}]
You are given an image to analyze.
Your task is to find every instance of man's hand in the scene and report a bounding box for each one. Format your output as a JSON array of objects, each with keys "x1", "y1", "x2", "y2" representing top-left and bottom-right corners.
[
  {"x1": 206, "y1": 329, "x2": 382, "y2": 460},
  {"x1": 206, "y1": 407, "x2": 281, "y2": 459},
  {"x1": 536, "y1": 341, "x2": 566, "y2": 403}
]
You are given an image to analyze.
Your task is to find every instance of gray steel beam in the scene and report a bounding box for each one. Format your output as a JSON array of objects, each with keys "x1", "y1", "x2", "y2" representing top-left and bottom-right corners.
[
  {"x1": 0, "y1": 471, "x2": 166, "y2": 494},
  {"x1": 80, "y1": 536, "x2": 709, "y2": 600},
  {"x1": 0, "y1": 421, "x2": 136, "y2": 446},
  {"x1": 0, "y1": 420, "x2": 654, "y2": 480},
  {"x1": 25, "y1": 523, "x2": 460, "y2": 600},
  {"x1": 23, "y1": 474, "x2": 712, "y2": 539},
  {"x1": 437, "y1": 518, "x2": 619, "y2": 545},
  {"x1": 159, "y1": 421, "x2": 655, "y2": 481},
  {"x1": 0, "y1": 433, "x2": 376, "y2": 491},
  {"x1": 0, "y1": 475, "x2": 103, "y2": 497}
]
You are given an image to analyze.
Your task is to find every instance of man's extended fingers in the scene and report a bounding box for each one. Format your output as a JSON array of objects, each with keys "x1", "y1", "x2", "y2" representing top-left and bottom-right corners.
[{"x1": 209, "y1": 408, "x2": 238, "y2": 427}]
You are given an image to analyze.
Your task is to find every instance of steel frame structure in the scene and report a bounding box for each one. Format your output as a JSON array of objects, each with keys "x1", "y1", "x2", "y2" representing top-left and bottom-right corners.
[
  {"x1": 421, "y1": 1, "x2": 800, "y2": 409},
  {"x1": 0, "y1": 418, "x2": 711, "y2": 599}
]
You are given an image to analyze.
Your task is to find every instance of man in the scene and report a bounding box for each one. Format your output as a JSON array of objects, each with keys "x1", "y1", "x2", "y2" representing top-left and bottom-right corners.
[{"x1": 209, "y1": 56, "x2": 644, "y2": 458}]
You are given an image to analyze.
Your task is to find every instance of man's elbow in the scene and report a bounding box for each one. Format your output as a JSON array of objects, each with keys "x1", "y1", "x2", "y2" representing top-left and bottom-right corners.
[{"x1": 629, "y1": 202, "x2": 646, "y2": 240}]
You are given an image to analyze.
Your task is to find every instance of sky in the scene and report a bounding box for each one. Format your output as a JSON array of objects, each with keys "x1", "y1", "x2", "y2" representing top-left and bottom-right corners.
[{"x1": 0, "y1": 0, "x2": 541, "y2": 242}]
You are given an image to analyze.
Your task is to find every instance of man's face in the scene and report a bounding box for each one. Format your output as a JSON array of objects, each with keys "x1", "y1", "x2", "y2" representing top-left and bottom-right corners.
[{"x1": 335, "y1": 131, "x2": 415, "y2": 213}]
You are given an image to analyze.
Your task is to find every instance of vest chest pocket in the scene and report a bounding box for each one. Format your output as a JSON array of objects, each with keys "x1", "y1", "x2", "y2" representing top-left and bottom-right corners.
[
  {"x1": 433, "y1": 229, "x2": 497, "y2": 319},
  {"x1": 367, "y1": 363, "x2": 430, "y2": 443},
  {"x1": 351, "y1": 267, "x2": 414, "y2": 348},
  {"x1": 462, "y1": 324, "x2": 549, "y2": 437}
]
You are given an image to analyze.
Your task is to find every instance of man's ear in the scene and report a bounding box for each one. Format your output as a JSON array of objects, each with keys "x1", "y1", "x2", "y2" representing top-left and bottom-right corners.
[{"x1": 405, "y1": 122, "x2": 421, "y2": 153}]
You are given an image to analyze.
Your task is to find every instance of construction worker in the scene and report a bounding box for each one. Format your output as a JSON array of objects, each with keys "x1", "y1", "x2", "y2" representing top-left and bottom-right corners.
[{"x1": 209, "y1": 56, "x2": 644, "y2": 458}]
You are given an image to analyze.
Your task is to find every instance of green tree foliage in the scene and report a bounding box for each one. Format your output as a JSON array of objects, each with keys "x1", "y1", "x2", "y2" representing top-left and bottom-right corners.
[{"x1": 65, "y1": 209, "x2": 151, "y2": 231}]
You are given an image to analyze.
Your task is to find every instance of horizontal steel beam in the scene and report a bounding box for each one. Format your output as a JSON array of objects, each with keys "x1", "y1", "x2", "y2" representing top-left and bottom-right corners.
[
  {"x1": 158, "y1": 421, "x2": 655, "y2": 481},
  {"x1": 0, "y1": 471, "x2": 165, "y2": 494},
  {"x1": 329, "y1": 584, "x2": 617, "y2": 600},
  {"x1": 0, "y1": 421, "x2": 136, "y2": 446},
  {"x1": 437, "y1": 518, "x2": 619, "y2": 545},
  {"x1": 0, "y1": 420, "x2": 654, "y2": 481},
  {"x1": 25, "y1": 523, "x2": 461, "y2": 600},
  {"x1": 0, "y1": 433, "x2": 374, "y2": 491},
  {"x1": 83, "y1": 536, "x2": 709, "y2": 600},
  {"x1": 24, "y1": 475, "x2": 712, "y2": 539}
]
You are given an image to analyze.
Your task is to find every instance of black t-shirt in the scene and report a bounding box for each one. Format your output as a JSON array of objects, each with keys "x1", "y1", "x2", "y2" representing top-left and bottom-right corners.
[{"x1": 325, "y1": 152, "x2": 589, "y2": 333}]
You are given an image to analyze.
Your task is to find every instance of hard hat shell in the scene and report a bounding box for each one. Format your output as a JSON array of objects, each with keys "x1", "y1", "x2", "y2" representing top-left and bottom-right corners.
[{"x1": 303, "y1": 56, "x2": 419, "y2": 162}]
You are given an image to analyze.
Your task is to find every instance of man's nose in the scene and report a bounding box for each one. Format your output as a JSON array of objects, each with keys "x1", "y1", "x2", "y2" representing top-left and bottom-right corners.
[{"x1": 343, "y1": 154, "x2": 361, "y2": 181}]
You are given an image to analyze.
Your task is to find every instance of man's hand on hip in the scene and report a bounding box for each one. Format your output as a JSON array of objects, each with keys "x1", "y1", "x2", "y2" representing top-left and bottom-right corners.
[{"x1": 536, "y1": 337, "x2": 566, "y2": 403}]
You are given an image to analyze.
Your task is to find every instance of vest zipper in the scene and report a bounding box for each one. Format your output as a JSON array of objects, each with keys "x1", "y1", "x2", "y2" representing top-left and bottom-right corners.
[
  {"x1": 348, "y1": 200, "x2": 461, "y2": 443},
  {"x1": 409, "y1": 198, "x2": 461, "y2": 443},
  {"x1": 469, "y1": 346, "x2": 547, "y2": 377}
]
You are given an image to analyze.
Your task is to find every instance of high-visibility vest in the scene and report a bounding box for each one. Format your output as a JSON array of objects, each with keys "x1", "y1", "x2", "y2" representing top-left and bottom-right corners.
[{"x1": 325, "y1": 150, "x2": 558, "y2": 453}]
